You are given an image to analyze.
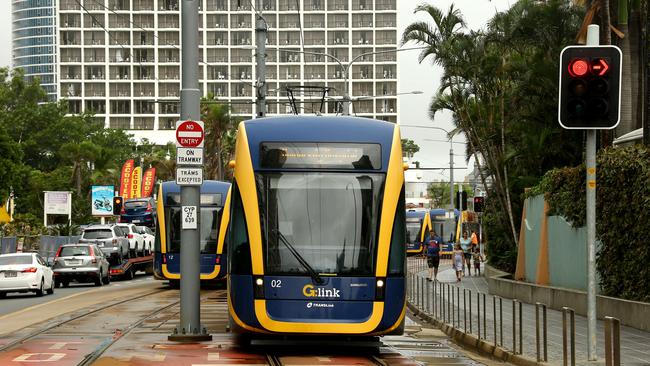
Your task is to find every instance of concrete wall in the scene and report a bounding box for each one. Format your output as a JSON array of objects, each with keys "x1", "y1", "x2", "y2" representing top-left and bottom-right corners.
[{"x1": 486, "y1": 265, "x2": 650, "y2": 332}]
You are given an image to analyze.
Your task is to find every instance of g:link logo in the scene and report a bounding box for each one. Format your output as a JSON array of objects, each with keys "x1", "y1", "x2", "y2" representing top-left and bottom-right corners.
[{"x1": 302, "y1": 284, "x2": 341, "y2": 298}]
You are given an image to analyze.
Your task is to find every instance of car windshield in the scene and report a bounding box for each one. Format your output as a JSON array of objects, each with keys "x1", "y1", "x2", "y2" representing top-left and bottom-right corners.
[
  {"x1": 0, "y1": 255, "x2": 33, "y2": 265},
  {"x1": 60, "y1": 246, "x2": 91, "y2": 257},
  {"x1": 82, "y1": 229, "x2": 112, "y2": 239},
  {"x1": 125, "y1": 200, "x2": 148, "y2": 208},
  {"x1": 259, "y1": 172, "x2": 383, "y2": 276}
]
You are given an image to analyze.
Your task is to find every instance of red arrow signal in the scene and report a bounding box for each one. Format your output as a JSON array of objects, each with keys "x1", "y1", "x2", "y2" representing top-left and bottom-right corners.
[{"x1": 591, "y1": 58, "x2": 609, "y2": 76}]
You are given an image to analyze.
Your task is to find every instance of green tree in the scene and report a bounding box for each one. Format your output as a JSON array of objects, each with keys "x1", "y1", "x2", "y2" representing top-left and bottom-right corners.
[
  {"x1": 201, "y1": 96, "x2": 237, "y2": 180},
  {"x1": 401, "y1": 138, "x2": 420, "y2": 159}
]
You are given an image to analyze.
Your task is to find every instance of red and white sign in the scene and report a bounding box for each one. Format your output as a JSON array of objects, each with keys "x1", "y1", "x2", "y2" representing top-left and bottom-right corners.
[{"x1": 175, "y1": 120, "x2": 205, "y2": 148}]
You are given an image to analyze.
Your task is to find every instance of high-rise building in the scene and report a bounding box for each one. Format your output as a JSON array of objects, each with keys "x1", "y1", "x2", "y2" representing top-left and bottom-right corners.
[
  {"x1": 13, "y1": 0, "x2": 398, "y2": 144},
  {"x1": 12, "y1": 0, "x2": 58, "y2": 99}
]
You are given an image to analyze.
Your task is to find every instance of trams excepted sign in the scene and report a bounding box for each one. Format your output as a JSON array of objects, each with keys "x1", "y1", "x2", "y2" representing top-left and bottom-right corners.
[
  {"x1": 175, "y1": 120, "x2": 204, "y2": 148},
  {"x1": 176, "y1": 167, "x2": 203, "y2": 186},
  {"x1": 181, "y1": 205, "x2": 197, "y2": 229}
]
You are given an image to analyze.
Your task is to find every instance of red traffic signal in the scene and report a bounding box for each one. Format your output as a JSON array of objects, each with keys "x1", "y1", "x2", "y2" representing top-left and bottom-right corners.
[
  {"x1": 591, "y1": 58, "x2": 609, "y2": 76},
  {"x1": 568, "y1": 59, "x2": 589, "y2": 77},
  {"x1": 473, "y1": 196, "x2": 485, "y2": 213}
]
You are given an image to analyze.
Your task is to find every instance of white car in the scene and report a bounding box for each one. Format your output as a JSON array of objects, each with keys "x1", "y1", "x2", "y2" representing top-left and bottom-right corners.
[
  {"x1": 135, "y1": 226, "x2": 154, "y2": 256},
  {"x1": 116, "y1": 223, "x2": 145, "y2": 257},
  {"x1": 0, "y1": 253, "x2": 55, "y2": 297}
]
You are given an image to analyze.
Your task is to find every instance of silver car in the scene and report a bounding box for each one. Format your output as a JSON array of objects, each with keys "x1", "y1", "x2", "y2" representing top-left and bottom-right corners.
[
  {"x1": 79, "y1": 224, "x2": 130, "y2": 263},
  {"x1": 52, "y1": 243, "x2": 110, "y2": 287}
]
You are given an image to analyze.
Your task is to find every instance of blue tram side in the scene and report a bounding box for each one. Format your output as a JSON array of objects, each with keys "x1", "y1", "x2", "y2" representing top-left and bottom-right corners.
[
  {"x1": 153, "y1": 180, "x2": 231, "y2": 284},
  {"x1": 227, "y1": 115, "x2": 406, "y2": 336},
  {"x1": 405, "y1": 209, "x2": 431, "y2": 255}
]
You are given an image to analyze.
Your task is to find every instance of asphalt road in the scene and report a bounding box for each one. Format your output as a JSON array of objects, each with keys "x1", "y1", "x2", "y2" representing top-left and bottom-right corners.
[{"x1": 0, "y1": 272, "x2": 155, "y2": 317}]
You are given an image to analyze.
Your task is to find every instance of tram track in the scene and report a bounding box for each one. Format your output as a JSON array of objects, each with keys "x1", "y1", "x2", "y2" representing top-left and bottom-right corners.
[{"x1": 0, "y1": 287, "x2": 171, "y2": 354}]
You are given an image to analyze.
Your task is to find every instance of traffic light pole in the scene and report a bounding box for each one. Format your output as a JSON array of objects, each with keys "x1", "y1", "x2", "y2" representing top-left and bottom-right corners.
[
  {"x1": 169, "y1": 0, "x2": 210, "y2": 342},
  {"x1": 585, "y1": 24, "x2": 598, "y2": 361}
]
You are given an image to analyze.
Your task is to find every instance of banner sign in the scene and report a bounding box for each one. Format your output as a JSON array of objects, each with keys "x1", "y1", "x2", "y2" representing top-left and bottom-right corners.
[
  {"x1": 130, "y1": 166, "x2": 142, "y2": 199},
  {"x1": 119, "y1": 160, "x2": 135, "y2": 199},
  {"x1": 141, "y1": 168, "x2": 156, "y2": 197},
  {"x1": 44, "y1": 191, "x2": 71, "y2": 215},
  {"x1": 91, "y1": 186, "x2": 114, "y2": 216}
]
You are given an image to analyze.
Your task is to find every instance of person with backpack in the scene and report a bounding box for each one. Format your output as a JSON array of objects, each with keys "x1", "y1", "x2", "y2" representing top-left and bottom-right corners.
[{"x1": 426, "y1": 230, "x2": 441, "y2": 281}]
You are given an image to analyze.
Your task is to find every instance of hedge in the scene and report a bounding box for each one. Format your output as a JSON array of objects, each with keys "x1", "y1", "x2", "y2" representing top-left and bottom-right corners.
[{"x1": 530, "y1": 145, "x2": 650, "y2": 302}]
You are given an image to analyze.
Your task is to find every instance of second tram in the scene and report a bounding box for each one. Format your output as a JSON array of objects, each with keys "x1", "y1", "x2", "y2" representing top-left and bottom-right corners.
[
  {"x1": 405, "y1": 209, "x2": 431, "y2": 255},
  {"x1": 227, "y1": 115, "x2": 406, "y2": 337},
  {"x1": 153, "y1": 180, "x2": 231, "y2": 285}
]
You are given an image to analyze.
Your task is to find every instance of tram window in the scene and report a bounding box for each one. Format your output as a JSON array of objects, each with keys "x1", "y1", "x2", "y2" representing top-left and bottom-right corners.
[
  {"x1": 167, "y1": 207, "x2": 221, "y2": 254},
  {"x1": 260, "y1": 172, "x2": 383, "y2": 275},
  {"x1": 229, "y1": 184, "x2": 251, "y2": 274},
  {"x1": 166, "y1": 193, "x2": 222, "y2": 205},
  {"x1": 388, "y1": 189, "x2": 406, "y2": 275}
]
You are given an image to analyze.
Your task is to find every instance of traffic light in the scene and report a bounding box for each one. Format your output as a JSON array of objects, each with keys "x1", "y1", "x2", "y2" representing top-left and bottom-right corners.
[
  {"x1": 112, "y1": 196, "x2": 123, "y2": 215},
  {"x1": 456, "y1": 191, "x2": 468, "y2": 211},
  {"x1": 558, "y1": 45, "x2": 622, "y2": 129},
  {"x1": 474, "y1": 196, "x2": 485, "y2": 212}
]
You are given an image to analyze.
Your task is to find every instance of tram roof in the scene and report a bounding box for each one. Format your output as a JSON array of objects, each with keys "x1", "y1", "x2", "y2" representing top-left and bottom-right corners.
[
  {"x1": 406, "y1": 209, "x2": 427, "y2": 219},
  {"x1": 160, "y1": 180, "x2": 231, "y2": 195}
]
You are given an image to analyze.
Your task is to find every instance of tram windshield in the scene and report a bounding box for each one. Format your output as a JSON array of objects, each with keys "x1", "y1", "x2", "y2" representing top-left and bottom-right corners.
[
  {"x1": 167, "y1": 207, "x2": 221, "y2": 254},
  {"x1": 260, "y1": 172, "x2": 384, "y2": 276},
  {"x1": 405, "y1": 219, "x2": 421, "y2": 244}
]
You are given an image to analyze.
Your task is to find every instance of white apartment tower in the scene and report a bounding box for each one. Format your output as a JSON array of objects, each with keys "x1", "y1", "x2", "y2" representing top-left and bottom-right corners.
[{"x1": 14, "y1": 0, "x2": 399, "y2": 144}]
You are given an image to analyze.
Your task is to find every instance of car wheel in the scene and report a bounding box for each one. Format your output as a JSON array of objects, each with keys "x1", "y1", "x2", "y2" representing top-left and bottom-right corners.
[
  {"x1": 36, "y1": 279, "x2": 44, "y2": 296},
  {"x1": 95, "y1": 270, "x2": 103, "y2": 286},
  {"x1": 62, "y1": 280, "x2": 70, "y2": 288},
  {"x1": 103, "y1": 271, "x2": 111, "y2": 285},
  {"x1": 47, "y1": 277, "x2": 54, "y2": 294}
]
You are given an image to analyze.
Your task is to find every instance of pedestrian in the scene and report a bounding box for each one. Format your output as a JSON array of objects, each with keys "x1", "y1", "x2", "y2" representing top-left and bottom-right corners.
[
  {"x1": 472, "y1": 246, "x2": 483, "y2": 276},
  {"x1": 426, "y1": 230, "x2": 441, "y2": 281},
  {"x1": 471, "y1": 230, "x2": 479, "y2": 248},
  {"x1": 453, "y1": 243, "x2": 464, "y2": 282},
  {"x1": 460, "y1": 231, "x2": 472, "y2": 276}
]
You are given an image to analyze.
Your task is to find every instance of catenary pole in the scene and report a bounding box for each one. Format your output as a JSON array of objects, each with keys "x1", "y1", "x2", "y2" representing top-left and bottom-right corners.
[
  {"x1": 585, "y1": 24, "x2": 598, "y2": 361},
  {"x1": 255, "y1": 1, "x2": 267, "y2": 118},
  {"x1": 169, "y1": 0, "x2": 210, "y2": 342}
]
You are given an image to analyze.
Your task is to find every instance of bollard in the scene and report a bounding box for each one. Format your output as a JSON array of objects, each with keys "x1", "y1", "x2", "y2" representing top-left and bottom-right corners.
[
  {"x1": 493, "y1": 296, "x2": 497, "y2": 345},
  {"x1": 483, "y1": 294, "x2": 487, "y2": 340},
  {"x1": 463, "y1": 289, "x2": 467, "y2": 333},
  {"x1": 562, "y1": 307, "x2": 576, "y2": 366},
  {"x1": 605, "y1": 316, "x2": 621, "y2": 366},
  {"x1": 512, "y1": 299, "x2": 518, "y2": 354},
  {"x1": 477, "y1": 291, "x2": 481, "y2": 339},
  {"x1": 468, "y1": 289, "x2": 473, "y2": 334},
  {"x1": 535, "y1": 302, "x2": 548, "y2": 362}
]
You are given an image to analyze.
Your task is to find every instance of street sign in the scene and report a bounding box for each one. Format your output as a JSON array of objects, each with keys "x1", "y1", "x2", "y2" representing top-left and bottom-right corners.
[
  {"x1": 175, "y1": 120, "x2": 205, "y2": 148},
  {"x1": 176, "y1": 167, "x2": 203, "y2": 186},
  {"x1": 177, "y1": 148, "x2": 204, "y2": 166},
  {"x1": 181, "y1": 206, "x2": 198, "y2": 229}
]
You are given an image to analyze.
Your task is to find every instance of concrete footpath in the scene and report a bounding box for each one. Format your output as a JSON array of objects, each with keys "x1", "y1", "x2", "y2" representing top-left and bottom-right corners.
[{"x1": 407, "y1": 257, "x2": 650, "y2": 365}]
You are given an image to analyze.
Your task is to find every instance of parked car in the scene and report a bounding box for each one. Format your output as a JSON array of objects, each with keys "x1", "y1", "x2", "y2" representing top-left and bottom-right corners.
[
  {"x1": 115, "y1": 223, "x2": 145, "y2": 257},
  {"x1": 0, "y1": 253, "x2": 55, "y2": 297},
  {"x1": 135, "y1": 225, "x2": 154, "y2": 256},
  {"x1": 79, "y1": 224, "x2": 130, "y2": 263},
  {"x1": 120, "y1": 197, "x2": 157, "y2": 228},
  {"x1": 52, "y1": 244, "x2": 110, "y2": 287}
]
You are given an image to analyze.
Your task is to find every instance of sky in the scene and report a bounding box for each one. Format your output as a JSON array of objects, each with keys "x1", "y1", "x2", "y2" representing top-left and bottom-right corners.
[{"x1": 0, "y1": 0, "x2": 513, "y2": 183}]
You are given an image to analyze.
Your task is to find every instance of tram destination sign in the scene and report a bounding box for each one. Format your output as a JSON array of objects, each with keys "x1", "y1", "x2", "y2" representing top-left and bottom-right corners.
[
  {"x1": 176, "y1": 167, "x2": 203, "y2": 186},
  {"x1": 177, "y1": 147, "x2": 204, "y2": 166},
  {"x1": 260, "y1": 142, "x2": 381, "y2": 170}
]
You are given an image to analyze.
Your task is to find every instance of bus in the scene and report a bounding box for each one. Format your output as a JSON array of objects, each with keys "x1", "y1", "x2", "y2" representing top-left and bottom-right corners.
[
  {"x1": 227, "y1": 115, "x2": 406, "y2": 339},
  {"x1": 405, "y1": 209, "x2": 431, "y2": 255},
  {"x1": 153, "y1": 180, "x2": 231, "y2": 286}
]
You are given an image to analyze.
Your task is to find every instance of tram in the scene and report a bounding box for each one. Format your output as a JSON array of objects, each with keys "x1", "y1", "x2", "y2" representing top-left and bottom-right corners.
[
  {"x1": 405, "y1": 209, "x2": 431, "y2": 255},
  {"x1": 430, "y1": 208, "x2": 459, "y2": 257},
  {"x1": 227, "y1": 115, "x2": 406, "y2": 338},
  {"x1": 153, "y1": 180, "x2": 231, "y2": 285}
]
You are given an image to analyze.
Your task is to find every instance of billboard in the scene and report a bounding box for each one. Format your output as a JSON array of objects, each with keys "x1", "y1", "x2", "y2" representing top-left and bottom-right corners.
[
  {"x1": 91, "y1": 186, "x2": 115, "y2": 216},
  {"x1": 44, "y1": 191, "x2": 71, "y2": 215}
]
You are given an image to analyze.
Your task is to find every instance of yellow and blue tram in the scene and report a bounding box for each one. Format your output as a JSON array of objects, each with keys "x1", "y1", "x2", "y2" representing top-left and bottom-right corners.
[
  {"x1": 227, "y1": 116, "x2": 407, "y2": 337},
  {"x1": 405, "y1": 209, "x2": 431, "y2": 255},
  {"x1": 153, "y1": 180, "x2": 231, "y2": 285}
]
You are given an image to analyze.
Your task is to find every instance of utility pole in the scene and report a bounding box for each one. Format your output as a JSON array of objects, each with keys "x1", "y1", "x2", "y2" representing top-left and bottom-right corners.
[
  {"x1": 169, "y1": 0, "x2": 210, "y2": 342},
  {"x1": 449, "y1": 145, "x2": 454, "y2": 213},
  {"x1": 255, "y1": 1, "x2": 267, "y2": 118}
]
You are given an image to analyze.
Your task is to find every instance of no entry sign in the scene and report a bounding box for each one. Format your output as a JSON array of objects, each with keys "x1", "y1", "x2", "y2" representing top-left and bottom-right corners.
[{"x1": 175, "y1": 120, "x2": 205, "y2": 148}]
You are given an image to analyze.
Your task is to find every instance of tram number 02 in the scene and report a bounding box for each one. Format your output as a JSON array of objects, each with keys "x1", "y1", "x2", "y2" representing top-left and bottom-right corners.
[{"x1": 270, "y1": 279, "x2": 282, "y2": 288}]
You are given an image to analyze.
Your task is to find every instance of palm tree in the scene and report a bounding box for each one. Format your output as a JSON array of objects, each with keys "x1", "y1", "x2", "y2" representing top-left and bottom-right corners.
[{"x1": 201, "y1": 96, "x2": 235, "y2": 181}]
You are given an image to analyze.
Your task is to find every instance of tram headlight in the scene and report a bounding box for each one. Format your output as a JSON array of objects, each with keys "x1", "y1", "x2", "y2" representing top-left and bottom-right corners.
[
  {"x1": 254, "y1": 276, "x2": 265, "y2": 299},
  {"x1": 375, "y1": 277, "x2": 386, "y2": 301}
]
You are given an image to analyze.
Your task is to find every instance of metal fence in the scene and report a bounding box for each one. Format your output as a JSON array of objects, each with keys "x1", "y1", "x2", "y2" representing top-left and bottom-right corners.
[
  {"x1": 406, "y1": 257, "x2": 621, "y2": 366},
  {"x1": 0, "y1": 236, "x2": 17, "y2": 254},
  {"x1": 0, "y1": 235, "x2": 81, "y2": 263}
]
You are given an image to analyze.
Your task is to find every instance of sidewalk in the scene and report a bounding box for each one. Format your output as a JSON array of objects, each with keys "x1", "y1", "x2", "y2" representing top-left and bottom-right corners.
[{"x1": 407, "y1": 257, "x2": 650, "y2": 365}]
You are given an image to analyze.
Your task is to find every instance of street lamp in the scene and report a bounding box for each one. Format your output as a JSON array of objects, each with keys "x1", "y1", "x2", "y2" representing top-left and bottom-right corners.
[
  {"x1": 401, "y1": 125, "x2": 457, "y2": 213},
  {"x1": 271, "y1": 46, "x2": 427, "y2": 115}
]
